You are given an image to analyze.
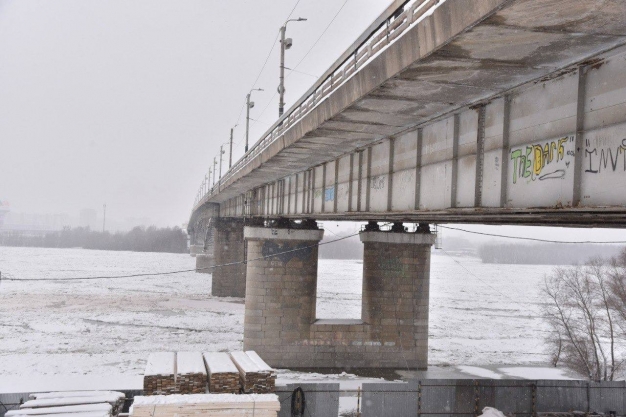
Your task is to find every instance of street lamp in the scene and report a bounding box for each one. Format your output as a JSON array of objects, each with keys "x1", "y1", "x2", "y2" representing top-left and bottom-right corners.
[
  {"x1": 279, "y1": 17, "x2": 307, "y2": 117},
  {"x1": 213, "y1": 157, "x2": 217, "y2": 186},
  {"x1": 219, "y1": 145, "x2": 225, "y2": 179},
  {"x1": 245, "y1": 88, "x2": 264, "y2": 153},
  {"x1": 229, "y1": 125, "x2": 237, "y2": 169}
]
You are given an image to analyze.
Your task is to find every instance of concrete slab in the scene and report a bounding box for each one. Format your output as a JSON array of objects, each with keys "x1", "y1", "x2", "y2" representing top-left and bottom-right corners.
[
  {"x1": 359, "y1": 231, "x2": 437, "y2": 245},
  {"x1": 243, "y1": 227, "x2": 324, "y2": 242}
]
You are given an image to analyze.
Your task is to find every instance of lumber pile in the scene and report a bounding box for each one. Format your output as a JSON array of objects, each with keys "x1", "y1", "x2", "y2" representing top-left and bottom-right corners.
[
  {"x1": 8, "y1": 391, "x2": 125, "y2": 417},
  {"x1": 141, "y1": 350, "x2": 276, "y2": 397},
  {"x1": 144, "y1": 352, "x2": 178, "y2": 395},
  {"x1": 229, "y1": 351, "x2": 276, "y2": 394},
  {"x1": 7, "y1": 404, "x2": 112, "y2": 417},
  {"x1": 203, "y1": 352, "x2": 240, "y2": 394},
  {"x1": 177, "y1": 351, "x2": 207, "y2": 394},
  {"x1": 130, "y1": 393, "x2": 280, "y2": 417}
]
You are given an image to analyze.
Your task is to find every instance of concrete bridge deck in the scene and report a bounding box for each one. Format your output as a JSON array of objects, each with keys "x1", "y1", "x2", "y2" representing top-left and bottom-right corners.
[
  {"x1": 186, "y1": 0, "x2": 626, "y2": 370},
  {"x1": 192, "y1": 0, "x2": 626, "y2": 227}
]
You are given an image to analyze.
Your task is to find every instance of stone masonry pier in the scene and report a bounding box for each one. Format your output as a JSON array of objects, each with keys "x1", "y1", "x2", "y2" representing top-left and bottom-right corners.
[
  {"x1": 242, "y1": 221, "x2": 434, "y2": 369},
  {"x1": 211, "y1": 218, "x2": 246, "y2": 297}
]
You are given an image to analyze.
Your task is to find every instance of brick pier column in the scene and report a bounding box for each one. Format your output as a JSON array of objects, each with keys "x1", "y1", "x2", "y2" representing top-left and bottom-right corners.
[
  {"x1": 212, "y1": 218, "x2": 247, "y2": 297},
  {"x1": 195, "y1": 253, "x2": 214, "y2": 273},
  {"x1": 360, "y1": 227, "x2": 435, "y2": 369},
  {"x1": 243, "y1": 223, "x2": 324, "y2": 367},
  {"x1": 189, "y1": 244, "x2": 204, "y2": 257}
]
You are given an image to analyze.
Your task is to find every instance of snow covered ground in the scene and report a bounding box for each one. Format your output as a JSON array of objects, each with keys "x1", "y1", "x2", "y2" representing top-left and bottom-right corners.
[{"x1": 0, "y1": 246, "x2": 563, "y2": 393}]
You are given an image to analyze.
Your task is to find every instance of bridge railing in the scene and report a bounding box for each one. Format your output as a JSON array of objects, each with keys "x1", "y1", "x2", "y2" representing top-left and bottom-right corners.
[{"x1": 194, "y1": 0, "x2": 441, "y2": 210}]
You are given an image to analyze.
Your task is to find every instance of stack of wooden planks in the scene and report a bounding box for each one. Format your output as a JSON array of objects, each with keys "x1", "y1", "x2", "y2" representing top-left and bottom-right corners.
[
  {"x1": 203, "y1": 352, "x2": 240, "y2": 394},
  {"x1": 8, "y1": 391, "x2": 125, "y2": 417},
  {"x1": 229, "y1": 351, "x2": 276, "y2": 394},
  {"x1": 144, "y1": 352, "x2": 178, "y2": 395},
  {"x1": 177, "y1": 352, "x2": 207, "y2": 394},
  {"x1": 130, "y1": 393, "x2": 280, "y2": 417}
]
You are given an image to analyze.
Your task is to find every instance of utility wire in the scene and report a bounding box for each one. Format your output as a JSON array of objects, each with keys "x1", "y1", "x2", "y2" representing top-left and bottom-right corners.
[
  {"x1": 290, "y1": 0, "x2": 350, "y2": 73},
  {"x1": 439, "y1": 248, "x2": 519, "y2": 303},
  {"x1": 248, "y1": 0, "x2": 303, "y2": 92},
  {"x1": 255, "y1": 0, "x2": 348, "y2": 125},
  {"x1": 232, "y1": 0, "x2": 302, "y2": 129},
  {"x1": 285, "y1": 68, "x2": 318, "y2": 79},
  {"x1": 438, "y1": 225, "x2": 626, "y2": 244},
  {"x1": 2, "y1": 230, "x2": 360, "y2": 282}
]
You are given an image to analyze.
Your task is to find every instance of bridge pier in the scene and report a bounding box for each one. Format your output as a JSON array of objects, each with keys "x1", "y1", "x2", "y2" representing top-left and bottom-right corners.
[
  {"x1": 243, "y1": 222, "x2": 323, "y2": 367},
  {"x1": 242, "y1": 220, "x2": 434, "y2": 369},
  {"x1": 189, "y1": 244, "x2": 204, "y2": 257},
  {"x1": 360, "y1": 224, "x2": 434, "y2": 369},
  {"x1": 211, "y1": 218, "x2": 246, "y2": 298},
  {"x1": 195, "y1": 253, "x2": 214, "y2": 273}
]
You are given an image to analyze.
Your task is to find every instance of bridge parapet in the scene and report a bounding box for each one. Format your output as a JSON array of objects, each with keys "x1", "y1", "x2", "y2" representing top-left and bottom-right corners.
[
  {"x1": 193, "y1": 0, "x2": 445, "y2": 210},
  {"x1": 191, "y1": 0, "x2": 626, "y2": 226}
]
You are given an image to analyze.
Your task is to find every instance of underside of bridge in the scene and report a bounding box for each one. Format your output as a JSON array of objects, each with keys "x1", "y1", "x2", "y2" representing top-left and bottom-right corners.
[{"x1": 188, "y1": 0, "x2": 626, "y2": 369}]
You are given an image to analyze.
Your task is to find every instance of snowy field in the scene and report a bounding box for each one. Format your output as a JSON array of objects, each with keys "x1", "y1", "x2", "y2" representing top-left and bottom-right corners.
[{"x1": 0, "y1": 246, "x2": 566, "y2": 392}]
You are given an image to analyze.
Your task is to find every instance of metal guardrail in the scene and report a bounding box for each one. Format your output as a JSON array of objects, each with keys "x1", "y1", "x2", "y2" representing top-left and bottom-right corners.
[{"x1": 193, "y1": 0, "x2": 442, "y2": 210}]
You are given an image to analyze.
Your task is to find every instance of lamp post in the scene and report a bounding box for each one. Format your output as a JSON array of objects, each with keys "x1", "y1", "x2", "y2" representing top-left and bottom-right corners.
[
  {"x1": 220, "y1": 145, "x2": 226, "y2": 179},
  {"x1": 245, "y1": 88, "x2": 263, "y2": 153},
  {"x1": 213, "y1": 157, "x2": 217, "y2": 186},
  {"x1": 229, "y1": 126, "x2": 236, "y2": 169},
  {"x1": 208, "y1": 168, "x2": 212, "y2": 192},
  {"x1": 279, "y1": 17, "x2": 307, "y2": 117}
]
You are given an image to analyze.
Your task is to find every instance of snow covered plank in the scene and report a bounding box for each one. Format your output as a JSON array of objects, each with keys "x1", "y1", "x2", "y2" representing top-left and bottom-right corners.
[
  {"x1": 144, "y1": 352, "x2": 177, "y2": 395},
  {"x1": 145, "y1": 352, "x2": 176, "y2": 376},
  {"x1": 244, "y1": 351, "x2": 276, "y2": 394},
  {"x1": 203, "y1": 352, "x2": 240, "y2": 394},
  {"x1": 229, "y1": 352, "x2": 275, "y2": 394},
  {"x1": 130, "y1": 393, "x2": 280, "y2": 417},
  {"x1": 29, "y1": 391, "x2": 123, "y2": 401},
  {"x1": 6, "y1": 403, "x2": 112, "y2": 416},
  {"x1": 131, "y1": 393, "x2": 279, "y2": 406},
  {"x1": 176, "y1": 352, "x2": 207, "y2": 394},
  {"x1": 7, "y1": 413, "x2": 110, "y2": 417},
  {"x1": 244, "y1": 351, "x2": 273, "y2": 373},
  {"x1": 21, "y1": 395, "x2": 123, "y2": 409}
]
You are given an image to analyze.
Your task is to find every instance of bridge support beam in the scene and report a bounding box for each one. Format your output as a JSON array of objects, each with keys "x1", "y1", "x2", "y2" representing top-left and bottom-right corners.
[
  {"x1": 212, "y1": 218, "x2": 246, "y2": 298},
  {"x1": 243, "y1": 223, "x2": 323, "y2": 367},
  {"x1": 195, "y1": 253, "x2": 214, "y2": 274},
  {"x1": 242, "y1": 219, "x2": 434, "y2": 369},
  {"x1": 360, "y1": 226, "x2": 435, "y2": 369},
  {"x1": 189, "y1": 244, "x2": 204, "y2": 257}
]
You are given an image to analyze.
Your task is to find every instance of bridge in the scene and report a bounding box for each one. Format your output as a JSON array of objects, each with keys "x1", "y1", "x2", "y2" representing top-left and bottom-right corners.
[{"x1": 188, "y1": 0, "x2": 626, "y2": 370}]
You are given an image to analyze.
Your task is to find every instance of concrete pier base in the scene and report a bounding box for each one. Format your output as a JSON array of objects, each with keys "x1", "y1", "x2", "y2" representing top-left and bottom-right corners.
[
  {"x1": 360, "y1": 231, "x2": 435, "y2": 369},
  {"x1": 243, "y1": 225, "x2": 323, "y2": 367},
  {"x1": 242, "y1": 221, "x2": 434, "y2": 369},
  {"x1": 189, "y1": 244, "x2": 204, "y2": 257},
  {"x1": 195, "y1": 253, "x2": 214, "y2": 273},
  {"x1": 211, "y1": 218, "x2": 246, "y2": 298}
]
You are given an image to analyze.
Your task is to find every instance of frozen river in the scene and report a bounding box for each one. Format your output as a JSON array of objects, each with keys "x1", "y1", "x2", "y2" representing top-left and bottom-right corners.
[{"x1": 0, "y1": 246, "x2": 561, "y2": 391}]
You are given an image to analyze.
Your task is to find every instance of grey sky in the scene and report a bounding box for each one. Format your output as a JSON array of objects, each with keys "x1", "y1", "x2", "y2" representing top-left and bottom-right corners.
[
  {"x1": 0, "y1": 0, "x2": 389, "y2": 227},
  {"x1": 2, "y1": 1, "x2": 625, "y2": 244}
]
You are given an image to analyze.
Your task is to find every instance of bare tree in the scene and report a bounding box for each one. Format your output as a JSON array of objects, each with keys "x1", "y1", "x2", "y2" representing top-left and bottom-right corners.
[
  {"x1": 543, "y1": 257, "x2": 625, "y2": 381},
  {"x1": 608, "y1": 248, "x2": 626, "y2": 338}
]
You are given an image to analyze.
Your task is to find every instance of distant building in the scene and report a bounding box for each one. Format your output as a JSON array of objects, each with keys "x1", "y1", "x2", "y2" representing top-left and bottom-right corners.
[
  {"x1": 0, "y1": 200, "x2": 9, "y2": 229},
  {"x1": 79, "y1": 208, "x2": 98, "y2": 230}
]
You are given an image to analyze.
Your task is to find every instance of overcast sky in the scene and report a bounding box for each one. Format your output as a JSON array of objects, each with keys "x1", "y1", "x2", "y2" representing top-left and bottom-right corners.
[
  {"x1": 0, "y1": 0, "x2": 391, "y2": 227},
  {"x1": 2, "y1": 1, "x2": 625, "y2": 243}
]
